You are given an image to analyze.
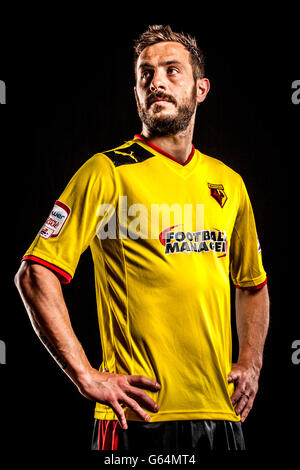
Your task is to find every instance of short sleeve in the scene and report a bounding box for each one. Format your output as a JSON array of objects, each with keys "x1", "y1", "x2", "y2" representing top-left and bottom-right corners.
[
  {"x1": 230, "y1": 177, "x2": 267, "y2": 289},
  {"x1": 22, "y1": 153, "x2": 117, "y2": 283}
]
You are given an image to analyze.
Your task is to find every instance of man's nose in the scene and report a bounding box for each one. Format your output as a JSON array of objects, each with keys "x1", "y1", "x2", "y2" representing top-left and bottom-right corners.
[{"x1": 150, "y1": 69, "x2": 167, "y2": 92}]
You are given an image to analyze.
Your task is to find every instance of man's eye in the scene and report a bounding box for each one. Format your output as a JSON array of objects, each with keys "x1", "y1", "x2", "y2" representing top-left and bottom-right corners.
[
  {"x1": 141, "y1": 70, "x2": 152, "y2": 80},
  {"x1": 168, "y1": 67, "x2": 179, "y2": 75}
]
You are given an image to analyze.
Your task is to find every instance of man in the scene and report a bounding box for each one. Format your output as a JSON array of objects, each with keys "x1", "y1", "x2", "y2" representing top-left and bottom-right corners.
[{"x1": 15, "y1": 25, "x2": 269, "y2": 451}]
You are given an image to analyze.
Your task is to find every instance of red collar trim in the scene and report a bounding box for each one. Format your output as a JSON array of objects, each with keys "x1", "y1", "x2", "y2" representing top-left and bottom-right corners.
[{"x1": 134, "y1": 134, "x2": 195, "y2": 167}]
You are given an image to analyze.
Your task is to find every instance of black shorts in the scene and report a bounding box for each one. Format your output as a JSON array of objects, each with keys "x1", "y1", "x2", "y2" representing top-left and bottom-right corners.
[{"x1": 91, "y1": 419, "x2": 246, "y2": 451}]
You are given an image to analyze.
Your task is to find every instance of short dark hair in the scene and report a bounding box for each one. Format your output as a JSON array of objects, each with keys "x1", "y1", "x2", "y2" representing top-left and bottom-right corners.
[{"x1": 133, "y1": 24, "x2": 205, "y2": 80}]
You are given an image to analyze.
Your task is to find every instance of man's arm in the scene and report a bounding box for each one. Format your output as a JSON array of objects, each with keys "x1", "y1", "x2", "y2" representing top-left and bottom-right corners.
[
  {"x1": 14, "y1": 261, "x2": 160, "y2": 429},
  {"x1": 228, "y1": 284, "x2": 270, "y2": 422}
]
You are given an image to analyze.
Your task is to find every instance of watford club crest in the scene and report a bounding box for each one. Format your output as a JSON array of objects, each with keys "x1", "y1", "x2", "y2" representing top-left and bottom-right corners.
[{"x1": 208, "y1": 183, "x2": 228, "y2": 208}]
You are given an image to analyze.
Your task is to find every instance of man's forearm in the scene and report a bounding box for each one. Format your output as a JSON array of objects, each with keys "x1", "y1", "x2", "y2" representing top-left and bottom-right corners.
[
  {"x1": 14, "y1": 261, "x2": 161, "y2": 428},
  {"x1": 14, "y1": 261, "x2": 92, "y2": 386},
  {"x1": 227, "y1": 284, "x2": 270, "y2": 421},
  {"x1": 235, "y1": 284, "x2": 270, "y2": 370}
]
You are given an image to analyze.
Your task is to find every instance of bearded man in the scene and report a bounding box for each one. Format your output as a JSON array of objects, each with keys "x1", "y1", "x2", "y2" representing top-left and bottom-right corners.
[{"x1": 15, "y1": 25, "x2": 269, "y2": 452}]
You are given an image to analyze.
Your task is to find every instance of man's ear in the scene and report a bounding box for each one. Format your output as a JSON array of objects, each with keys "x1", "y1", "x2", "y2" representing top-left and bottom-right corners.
[{"x1": 196, "y1": 78, "x2": 210, "y2": 104}]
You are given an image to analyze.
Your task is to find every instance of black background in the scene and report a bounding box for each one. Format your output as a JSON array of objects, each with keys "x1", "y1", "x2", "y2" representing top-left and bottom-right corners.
[{"x1": 1, "y1": 10, "x2": 299, "y2": 459}]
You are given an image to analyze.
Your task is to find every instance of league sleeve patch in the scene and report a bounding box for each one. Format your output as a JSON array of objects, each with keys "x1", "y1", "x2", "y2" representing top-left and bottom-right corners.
[{"x1": 39, "y1": 200, "x2": 71, "y2": 239}]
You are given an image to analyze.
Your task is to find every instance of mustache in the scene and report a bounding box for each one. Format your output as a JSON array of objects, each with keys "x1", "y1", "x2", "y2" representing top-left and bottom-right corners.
[{"x1": 146, "y1": 91, "x2": 177, "y2": 108}]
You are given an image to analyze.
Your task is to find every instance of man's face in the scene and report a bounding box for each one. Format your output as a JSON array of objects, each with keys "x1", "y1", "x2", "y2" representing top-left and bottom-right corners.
[{"x1": 135, "y1": 41, "x2": 206, "y2": 136}]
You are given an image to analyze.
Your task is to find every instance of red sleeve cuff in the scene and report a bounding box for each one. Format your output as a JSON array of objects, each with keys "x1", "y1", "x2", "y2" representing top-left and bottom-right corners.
[
  {"x1": 22, "y1": 255, "x2": 72, "y2": 284},
  {"x1": 235, "y1": 277, "x2": 267, "y2": 291}
]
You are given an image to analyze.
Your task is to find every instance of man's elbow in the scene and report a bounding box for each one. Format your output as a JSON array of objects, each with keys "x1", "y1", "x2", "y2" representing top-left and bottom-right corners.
[
  {"x1": 14, "y1": 261, "x2": 45, "y2": 299},
  {"x1": 15, "y1": 261, "x2": 28, "y2": 291}
]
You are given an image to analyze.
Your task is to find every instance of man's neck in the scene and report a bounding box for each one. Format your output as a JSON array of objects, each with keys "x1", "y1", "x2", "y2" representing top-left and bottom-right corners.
[{"x1": 140, "y1": 120, "x2": 195, "y2": 164}]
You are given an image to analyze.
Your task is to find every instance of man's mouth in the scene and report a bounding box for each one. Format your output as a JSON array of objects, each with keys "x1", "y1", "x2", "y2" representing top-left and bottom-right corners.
[
  {"x1": 149, "y1": 98, "x2": 171, "y2": 106},
  {"x1": 153, "y1": 97, "x2": 170, "y2": 103}
]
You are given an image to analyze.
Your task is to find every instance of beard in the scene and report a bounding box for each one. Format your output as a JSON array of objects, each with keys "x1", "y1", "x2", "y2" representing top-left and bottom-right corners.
[{"x1": 137, "y1": 84, "x2": 197, "y2": 137}]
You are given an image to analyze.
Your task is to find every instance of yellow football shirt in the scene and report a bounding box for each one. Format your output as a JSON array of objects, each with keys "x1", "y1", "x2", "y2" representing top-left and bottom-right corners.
[{"x1": 23, "y1": 135, "x2": 266, "y2": 422}]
